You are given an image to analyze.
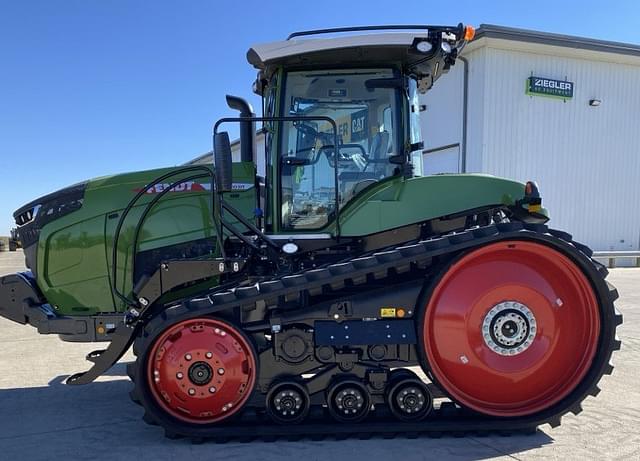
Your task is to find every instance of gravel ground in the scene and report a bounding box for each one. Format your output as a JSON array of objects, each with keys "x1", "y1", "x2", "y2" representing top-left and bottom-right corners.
[{"x1": 0, "y1": 250, "x2": 638, "y2": 460}]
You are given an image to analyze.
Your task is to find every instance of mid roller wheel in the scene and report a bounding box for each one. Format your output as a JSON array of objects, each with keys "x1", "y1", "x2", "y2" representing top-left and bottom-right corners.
[
  {"x1": 386, "y1": 375, "x2": 433, "y2": 421},
  {"x1": 420, "y1": 240, "x2": 602, "y2": 418},
  {"x1": 326, "y1": 379, "x2": 371, "y2": 423},
  {"x1": 144, "y1": 317, "x2": 257, "y2": 425},
  {"x1": 266, "y1": 381, "x2": 310, "y2": 424}
]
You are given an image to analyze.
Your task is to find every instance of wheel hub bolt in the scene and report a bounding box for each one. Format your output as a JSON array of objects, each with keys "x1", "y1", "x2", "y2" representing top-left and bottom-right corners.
[
  {"x1": 209, "y1": 386, "x2": 216, "y2": 394},
  {"x1": 205, "y1": 352, "x2": 213, "y2": 359},
  {"x1": 176, "y1": 372, "x2": 183, "y2": 379},
  {"x1": 188, "y1": 361, "x2": 214, "y2": 386},
  {"x1": 185, "y1": 353, "x2": 192, "y2": 361},
  {"x1": 218, "y1": 368, "x2": 225, "y2": 375},
  {"x1": 482, "y1": 301, "x2": 536, "y2": 356},
  {"x1": 188, "y1": 388, "x2": 196, "y2": 396}
]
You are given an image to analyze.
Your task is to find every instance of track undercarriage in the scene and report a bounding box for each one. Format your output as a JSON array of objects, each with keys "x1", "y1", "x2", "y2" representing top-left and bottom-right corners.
[{"x1": 124, "y1": 221, "x2": 621, "y2": 440}]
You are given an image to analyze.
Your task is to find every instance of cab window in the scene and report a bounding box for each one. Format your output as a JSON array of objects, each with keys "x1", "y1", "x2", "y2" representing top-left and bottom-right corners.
[{"x1": 280, "y1": 69, "x2": 400, "y2": 230}]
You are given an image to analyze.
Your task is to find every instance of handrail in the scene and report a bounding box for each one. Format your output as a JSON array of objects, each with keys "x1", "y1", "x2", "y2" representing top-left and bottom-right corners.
[
  {"x1": 214, "y1": 115, "x2": 341, "y2": 237},
  {"x1": 286, "y1": 24, "x2": 465, "y2": 40},
  {"x1": 129, "y1": 172, "x2": 214, "y2": 280},
  {"x1": 593, "y1": 251, "x2": 640, "y2": 256},
  {"x1": 593, "y1": 250, "x2": 640, "y2": 268},
  {"x1": 287, "y1": 25, "x2": 431, "y2": 40},
  {"x1": 111, "y1": 166, "x2": 217, "y2": 308}
]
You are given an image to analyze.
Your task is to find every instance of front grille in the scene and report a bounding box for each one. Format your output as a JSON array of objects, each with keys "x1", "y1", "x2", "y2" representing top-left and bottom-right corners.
[
  {"x1": 14, "y1": 184, "x2": 86, "y2": 230},
  {"x1": 12, "y1": 182, "x2": 88, "y2": 276},
  {"x1": 17, "y1": 225, "x2": 40, "y2": 248}
]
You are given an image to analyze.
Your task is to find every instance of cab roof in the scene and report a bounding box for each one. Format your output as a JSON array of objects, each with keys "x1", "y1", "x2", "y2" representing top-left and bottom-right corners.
[{"x1": 247, "y1": 30, "x2": 450, "y2": 79}]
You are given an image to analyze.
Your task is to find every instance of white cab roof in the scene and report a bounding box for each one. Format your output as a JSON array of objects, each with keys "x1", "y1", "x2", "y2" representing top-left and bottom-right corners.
[{"x1": 247, "y1": 32, "x2": 434, "y2": 73}]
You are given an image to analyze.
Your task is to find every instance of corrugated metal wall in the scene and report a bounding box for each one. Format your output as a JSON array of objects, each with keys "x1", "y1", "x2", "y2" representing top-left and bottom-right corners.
[
  {"x1": 478, "y1": 46, "x2": 640, "y2": 251},
  {"x1": 462, "y1": 46, "x2": 488, "y2": 174},
  {"x1": 421, "y1": 46, "x2": 488, "y2": 173},
  {"x1": 423, "y1": 43, "x2": 640, "y2": 251},
  {"x1": 421, "y1": 62, "x2": 464, "y2": 152}
]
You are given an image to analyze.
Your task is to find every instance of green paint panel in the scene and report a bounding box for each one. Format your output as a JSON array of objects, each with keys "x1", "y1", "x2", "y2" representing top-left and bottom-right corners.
[
  {"x1": 35, "y1": 162, "x2": 257, "y2": 316},
  {"x1": 336, "y1": 174, "x2": 525, "y2": 236}
]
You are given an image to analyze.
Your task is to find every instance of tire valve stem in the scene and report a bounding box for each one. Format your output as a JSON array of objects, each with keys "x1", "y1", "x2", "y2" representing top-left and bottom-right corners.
[
  {"x1": 556, "y1": 298, "x2": 564, "y2": 307},
  {"x1": 459, "y1": 355, "x2": 469, "y2": 364}
]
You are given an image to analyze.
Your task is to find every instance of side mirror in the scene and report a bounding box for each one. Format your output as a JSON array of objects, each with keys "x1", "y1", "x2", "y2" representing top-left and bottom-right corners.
[{"x1": 213, "y1": 131, "x2": 233, "y2": 192}]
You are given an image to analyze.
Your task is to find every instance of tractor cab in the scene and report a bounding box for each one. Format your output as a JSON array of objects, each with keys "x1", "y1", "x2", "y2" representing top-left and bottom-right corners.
[
  {"x1": 215, "y1": 25, "x2": 475, "y2": 237},
  {"x1": 274, "y1": 66, "x2": 402, "y2": 230}
]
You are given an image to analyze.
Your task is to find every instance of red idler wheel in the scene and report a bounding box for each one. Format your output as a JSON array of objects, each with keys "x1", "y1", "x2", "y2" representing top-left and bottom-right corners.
[
  {"x1": 421, "y1": 240, "x2": 600, "y2": 417},
  {"x1": 146, "y1": 317, "x2": 257, "y2": 424}
]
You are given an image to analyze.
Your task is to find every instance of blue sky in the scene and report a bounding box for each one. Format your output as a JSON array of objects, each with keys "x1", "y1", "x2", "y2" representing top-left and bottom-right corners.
[{"x1": 1, "y1": 0, "x2": 639, "y2": 234}]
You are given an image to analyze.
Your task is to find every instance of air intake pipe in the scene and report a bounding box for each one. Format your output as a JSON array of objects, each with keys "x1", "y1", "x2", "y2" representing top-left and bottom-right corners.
[{"x1": 226, "y1": 95, "x2": 256, "y2": 163}]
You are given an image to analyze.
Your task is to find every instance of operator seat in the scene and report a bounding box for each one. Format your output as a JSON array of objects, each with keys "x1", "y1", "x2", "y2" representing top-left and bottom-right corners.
[
  {"x1": 339, "y1": 131, "x2": 391, "y2": 202},
  {"x1": 369, "y1": 131, "x2": 390, "y2": 169}
]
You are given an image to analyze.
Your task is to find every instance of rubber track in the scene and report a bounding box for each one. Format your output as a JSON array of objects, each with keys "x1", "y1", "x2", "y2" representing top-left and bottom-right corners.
[{"x1": 127, "y1": 222, "x2": 622, "y2": 441}]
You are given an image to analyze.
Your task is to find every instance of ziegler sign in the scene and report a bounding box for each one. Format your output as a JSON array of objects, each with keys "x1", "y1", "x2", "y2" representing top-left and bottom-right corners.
[{"x1": 526, "y1": 76, "x2": 574, "y2": 99}]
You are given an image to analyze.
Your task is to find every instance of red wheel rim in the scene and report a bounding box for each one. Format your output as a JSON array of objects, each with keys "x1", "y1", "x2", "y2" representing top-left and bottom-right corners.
[
  {"x1": 422, "y1": 240, "x2": 600, "y2": 417},
  {"x1": 147, "y1": 318, "x2": 256, "y2": 424}
]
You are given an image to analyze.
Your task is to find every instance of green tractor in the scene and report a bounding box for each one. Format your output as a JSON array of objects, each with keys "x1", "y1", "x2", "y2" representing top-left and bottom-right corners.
[{"x1": 0, "y1": 24, "x2": 621, "y2": 439}]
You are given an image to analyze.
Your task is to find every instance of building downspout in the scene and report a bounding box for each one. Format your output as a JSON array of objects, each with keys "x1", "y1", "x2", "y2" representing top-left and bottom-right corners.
[{"x1": 459, "y1": 56, "x2": 469, "y2": 173}]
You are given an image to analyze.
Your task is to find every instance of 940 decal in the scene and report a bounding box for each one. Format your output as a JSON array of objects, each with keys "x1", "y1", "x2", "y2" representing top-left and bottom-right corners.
[{"x1": 134, "y1": 182, "x2": 253, "y2": 194}]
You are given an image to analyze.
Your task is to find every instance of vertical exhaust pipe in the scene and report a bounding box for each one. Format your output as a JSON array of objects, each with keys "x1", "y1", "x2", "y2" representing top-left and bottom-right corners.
[{"x1": 226, "y1": 95, "x2": 256, "y2": 163}]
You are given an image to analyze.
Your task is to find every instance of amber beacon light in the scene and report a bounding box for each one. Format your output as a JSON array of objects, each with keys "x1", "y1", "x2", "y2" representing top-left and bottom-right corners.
[{"x1": 464, "y1": 25, "x2": 476, "y2": 41}]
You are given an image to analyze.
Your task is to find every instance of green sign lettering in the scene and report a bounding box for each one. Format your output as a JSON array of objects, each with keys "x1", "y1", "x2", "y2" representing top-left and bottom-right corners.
[{"x1": 526, "y1": 76, "x2": 574, "y2": 99}]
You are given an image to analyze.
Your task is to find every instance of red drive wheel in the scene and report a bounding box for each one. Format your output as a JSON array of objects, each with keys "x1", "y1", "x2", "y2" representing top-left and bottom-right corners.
[
  {"x1": 421, "y1": 240, "x2": 600, "y2": 417},
  {"x1": 146, "y1": 317, "x2": 257, "y2": 424}
]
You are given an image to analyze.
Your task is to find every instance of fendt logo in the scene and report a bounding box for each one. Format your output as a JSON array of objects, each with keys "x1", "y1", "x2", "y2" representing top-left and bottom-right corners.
[{"x1": 134, "y1": 182, "x2": 253, "y2": 194}]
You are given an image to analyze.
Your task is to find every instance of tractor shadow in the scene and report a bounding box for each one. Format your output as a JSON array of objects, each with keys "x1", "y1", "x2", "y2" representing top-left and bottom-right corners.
[{"x1": 0, "y1": 361, "x2": 554, "y2": 461}]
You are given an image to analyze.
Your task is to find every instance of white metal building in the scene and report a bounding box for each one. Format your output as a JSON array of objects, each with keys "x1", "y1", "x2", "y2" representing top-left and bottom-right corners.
[
  {"x1": 423, "y1": 24, "x2": 640, "y2": 253},
  {"x1": 192, "y1": 24, "x2": 640, "y2": 253}
]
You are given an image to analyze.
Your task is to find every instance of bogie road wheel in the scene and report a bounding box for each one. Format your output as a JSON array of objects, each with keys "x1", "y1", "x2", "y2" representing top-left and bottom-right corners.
[
  {"x1": 266, "y1": 380, "x2": 311, "y2": 424},
  {"x1": 327, "y1": 379, "x2": 371, "y2": 423},
  {"x1": 143, "y1": 317, "x2": 257, "y2": 425},
  {"x1": 420, "y1": 240, "x2": 603, "y2": 418},
  {"x1": 386, "y1": 372, "x2": 433, "y2": 421}
]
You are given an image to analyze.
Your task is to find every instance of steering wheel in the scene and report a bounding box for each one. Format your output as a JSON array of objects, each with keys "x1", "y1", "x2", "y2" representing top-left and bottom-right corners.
[
  {"x1": 318, "y1": 144, "x2": 368, "y2": 169},
  {"x1": 295, "y1": 122, "x2": 319, "y2": 139}
]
